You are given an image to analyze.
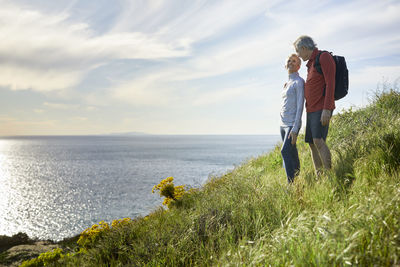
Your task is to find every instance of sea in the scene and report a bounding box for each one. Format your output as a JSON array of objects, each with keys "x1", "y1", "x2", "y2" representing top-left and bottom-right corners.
[{"x1": 0, "y1": 135, "x2": 280, "y2": 241}]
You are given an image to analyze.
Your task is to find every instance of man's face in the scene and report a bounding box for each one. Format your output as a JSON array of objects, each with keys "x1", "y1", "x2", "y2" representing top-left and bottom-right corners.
[
  {"x1": 286, "y1": 56, "x2": 300, "y2": 73},
  {"x1": 296, "y1": 46, "x2": 308, "y2": 61}
]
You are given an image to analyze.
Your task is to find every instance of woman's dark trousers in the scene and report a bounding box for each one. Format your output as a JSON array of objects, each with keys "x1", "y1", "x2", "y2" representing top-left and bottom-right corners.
[{"x1": 280, "y1": 126, "x2": 300, "y2": 183}]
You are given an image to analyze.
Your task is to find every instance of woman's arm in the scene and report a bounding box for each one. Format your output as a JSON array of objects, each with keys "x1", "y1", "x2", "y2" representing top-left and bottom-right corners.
[{"x1": 292, "y1": 78, "x2": 305, "y2": 134}]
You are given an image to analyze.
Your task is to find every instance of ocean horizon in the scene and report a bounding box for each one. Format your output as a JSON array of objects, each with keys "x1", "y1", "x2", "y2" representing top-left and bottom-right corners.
[{"x1": 0, "y1": 134, "x2": 280, "y2": 241}]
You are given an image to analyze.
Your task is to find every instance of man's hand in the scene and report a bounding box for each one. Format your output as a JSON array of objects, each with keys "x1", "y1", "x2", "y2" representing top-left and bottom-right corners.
[
  {"x1": 288, "y1": 131, "x2": 297, "y2": 145},
  {"x1": 320, "y1": 109, "x2": 332, "y2": 126}
]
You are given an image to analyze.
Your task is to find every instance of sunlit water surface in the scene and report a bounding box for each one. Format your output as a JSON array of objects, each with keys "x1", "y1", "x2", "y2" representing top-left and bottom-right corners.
[{"x1": 0, "y1": 135, "x2": 279, "y2": 241}]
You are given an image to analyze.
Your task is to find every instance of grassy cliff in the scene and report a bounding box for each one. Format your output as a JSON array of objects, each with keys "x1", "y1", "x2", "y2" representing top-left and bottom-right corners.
[{"x1": 21, "y1": 89, "x2": 400, "y2": 266}]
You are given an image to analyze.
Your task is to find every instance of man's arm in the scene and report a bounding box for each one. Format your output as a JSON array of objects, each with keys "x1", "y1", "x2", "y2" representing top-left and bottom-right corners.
[{"x1": 320, "y1": 52, "x2": 336, "y2": 125}]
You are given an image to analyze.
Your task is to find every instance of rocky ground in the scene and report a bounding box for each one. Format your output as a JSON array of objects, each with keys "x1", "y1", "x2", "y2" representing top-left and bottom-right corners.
[{"x1": 0, "y1": 233, "x2": 59, "y2": 266}]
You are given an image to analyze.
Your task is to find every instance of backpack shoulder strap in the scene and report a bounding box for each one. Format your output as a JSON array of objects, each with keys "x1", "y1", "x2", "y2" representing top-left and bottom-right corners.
[{"x1": 314, "y1": 50, "x2": 330, "y2": 75}]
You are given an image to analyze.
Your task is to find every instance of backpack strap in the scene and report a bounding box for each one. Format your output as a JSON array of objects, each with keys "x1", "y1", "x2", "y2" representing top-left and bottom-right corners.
[
  {"x1": 314, "y1": 50, "x2": 331, "y2": 96},
  {"x1": 314, "y1": 50, "x2": 331, "y2": 75}
]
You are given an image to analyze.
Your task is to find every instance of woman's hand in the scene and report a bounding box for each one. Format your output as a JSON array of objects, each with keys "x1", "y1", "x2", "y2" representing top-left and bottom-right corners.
[{"x1": 289, "y1": 131, "x2": 297, "y2": 145}]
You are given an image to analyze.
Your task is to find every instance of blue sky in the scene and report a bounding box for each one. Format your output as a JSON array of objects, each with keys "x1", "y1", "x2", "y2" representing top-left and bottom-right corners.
[{"x1": 0, "y1": 0, "x2": 399, "y2": 135}]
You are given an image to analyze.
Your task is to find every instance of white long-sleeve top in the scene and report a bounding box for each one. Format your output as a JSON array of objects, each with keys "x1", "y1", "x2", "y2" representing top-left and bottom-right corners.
[{"x1": 280, "y1": 72, "x2": 305, "y2": 134}]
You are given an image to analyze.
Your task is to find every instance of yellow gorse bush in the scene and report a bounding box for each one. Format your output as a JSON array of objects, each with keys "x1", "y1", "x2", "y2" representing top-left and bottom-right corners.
[
  {"x1": 21, "y1": 177, "x2": 190, "y2": 265},
  {"x1": 77, "y1": 220, "x2": 110, "y2": 248},
  {"x1": 20, "y1": 248, "x2": 64, "y2": 267},
  {"x1": 174, "y1": 185, "x2": 186, "y2": 199},
  {"x1": 152, "y1": 176, "x2": 188, "y2": 207},
  {"x1": 77, "y1": 218, "x2": 132, "y2": 248},
  {"x1": 21, "y1": 178, "x2": 191, "y2": 265},
  {"x1": 111, "y1": 217, "x2": 132, "y2": 228},
  {"x1": 20, "y1": 218, "x2": 133, "y2": 266}
]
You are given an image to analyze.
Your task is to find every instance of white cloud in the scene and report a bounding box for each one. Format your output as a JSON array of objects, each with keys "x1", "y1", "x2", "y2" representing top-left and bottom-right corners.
[
  {"x1": 1, "y1": 0, "x2": 400, "y2": 134},
  {"x1": 0, "y1": 65, "x2": 83, "y2": 91},
  {"x1": 0, "y1": 116, "x2": 15, "y2": 122},
  {"x1": 43, "y1": 102, "x2": 79, "y2": 109},
  {"x1": 114, "y1": 0, "x2": 279, "y2": 41},
  {"x1": 192, "y1": 82, "x2": 264, "y2": 106},
  {"x1": 69, "y1": 116, "x2": 88, "y2": 122},
  {"x1": 111, "y1": 76, "x2": 174, "y2": 107},
  {"x1": 262, "y1": 0, "x2": 400, "y2": 58},
  {"x1": 0, "y1": 1, "x2": 191, "y2": 92},
  {"x1": 350, "y1": 65, "x2": 400, "y2": 89},
  {"x1": 0, "y1": 116, "x2": 58, "y2": 136},
  {"x1": 109, "y1": 0, "x2": 400, "y2": 108},
  {"x1": 86, "y1": 106, "x2": 97, "y2": 111},
  {"x1": 192, "y1": 87, "x2": 245, "y2": 106},
  {"x1": 92, "y1": 32, "x2": 189, "y2": 59}
]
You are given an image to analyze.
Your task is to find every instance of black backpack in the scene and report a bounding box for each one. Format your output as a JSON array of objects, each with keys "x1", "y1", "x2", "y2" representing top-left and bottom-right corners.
[{"x1": 314, "y1": 51, "x2": 349, "y2": 100}]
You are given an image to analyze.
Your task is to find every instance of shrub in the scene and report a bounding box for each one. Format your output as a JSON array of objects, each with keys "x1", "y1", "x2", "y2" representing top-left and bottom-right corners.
[
  {"x1": 77, "y1": 221, "x2": 110, "y2": 248},
  {"x1": 20, "y1": 248, "x2": 64, "y2": 267},
  {"x1": 152, "y1": 177, "x2": 188, "y2": 207}
]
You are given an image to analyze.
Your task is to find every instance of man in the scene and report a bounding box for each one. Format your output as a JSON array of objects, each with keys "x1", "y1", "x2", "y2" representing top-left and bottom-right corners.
[
  {"x1": 293, "y1": 35, "x2": 335, "y2": 175},
  {"x1": 280, "y1": 54, "x2": 304, "y2": 183}
]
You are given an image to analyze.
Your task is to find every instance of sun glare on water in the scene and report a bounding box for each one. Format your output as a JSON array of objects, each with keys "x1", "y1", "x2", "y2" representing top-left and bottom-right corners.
[{"x1": 0, "y1": 139, "x2": 14, "y2": 236}]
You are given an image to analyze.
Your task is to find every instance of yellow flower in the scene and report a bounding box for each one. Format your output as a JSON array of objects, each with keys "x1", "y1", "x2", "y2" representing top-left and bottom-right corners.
[
  {"x1": 111, "y1": 218, "x2": 132, "y2": 228},
  {"x1": 152, "y1": 177, "x2": 189, "y2": 207},
  {"x1": 174, "y1": 185, "x2": 185, "y2": 199},
  {"x1": 77, "y1": 221, "x2": 111, "y2": 248}
]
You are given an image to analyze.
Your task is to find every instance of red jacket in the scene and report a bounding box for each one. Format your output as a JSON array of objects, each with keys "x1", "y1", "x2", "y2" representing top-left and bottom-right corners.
[{"x1": 305, "y1": 49, "x2": 336, "y2": 112}]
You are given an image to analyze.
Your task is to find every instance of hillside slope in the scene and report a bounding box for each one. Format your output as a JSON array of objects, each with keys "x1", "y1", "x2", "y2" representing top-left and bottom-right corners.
[{"x1": 20, "y1": 89, "x2": 400, "y2": 266}]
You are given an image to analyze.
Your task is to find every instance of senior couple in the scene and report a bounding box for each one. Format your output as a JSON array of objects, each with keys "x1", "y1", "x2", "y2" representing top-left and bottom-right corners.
[{"x1": 280, "y1": 35, "x2": 335, "y2": 183}]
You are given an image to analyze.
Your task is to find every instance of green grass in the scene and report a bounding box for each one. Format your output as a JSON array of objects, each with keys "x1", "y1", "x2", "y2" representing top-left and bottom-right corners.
[{"x1": 26, "y1": 89, "x2": 400, "y2": 266}]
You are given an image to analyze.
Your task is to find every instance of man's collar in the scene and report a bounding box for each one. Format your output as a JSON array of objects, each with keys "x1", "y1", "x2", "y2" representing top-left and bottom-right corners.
[{"x1": 306, "y1": 48, "x2": 319, "y2": 68}]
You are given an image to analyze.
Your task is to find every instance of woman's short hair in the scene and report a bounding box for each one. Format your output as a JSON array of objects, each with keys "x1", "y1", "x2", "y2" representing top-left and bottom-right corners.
[{"x1": 293, "y1": 35, "x2": 317, "y2": 51}]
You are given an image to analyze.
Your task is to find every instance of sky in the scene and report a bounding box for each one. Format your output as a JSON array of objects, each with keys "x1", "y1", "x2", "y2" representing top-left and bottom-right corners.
[{"x1": 0, "y1": 0, "x2": 399, "y2": 136}]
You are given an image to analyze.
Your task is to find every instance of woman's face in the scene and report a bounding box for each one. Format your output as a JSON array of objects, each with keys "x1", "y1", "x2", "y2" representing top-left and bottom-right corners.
[{"x1": 286, "y1": 56, "x2": 300, "y2": 73}]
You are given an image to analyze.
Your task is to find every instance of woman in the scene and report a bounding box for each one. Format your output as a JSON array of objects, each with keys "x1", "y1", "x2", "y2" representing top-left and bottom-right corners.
[{"x1": 280, "y1": 54, "x2": 305, "y2": 183}]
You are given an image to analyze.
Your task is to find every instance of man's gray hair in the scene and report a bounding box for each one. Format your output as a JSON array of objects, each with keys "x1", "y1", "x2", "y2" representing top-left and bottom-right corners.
[{"x1": 293, "y1": 35, "x2": 317, "y2": 51}]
